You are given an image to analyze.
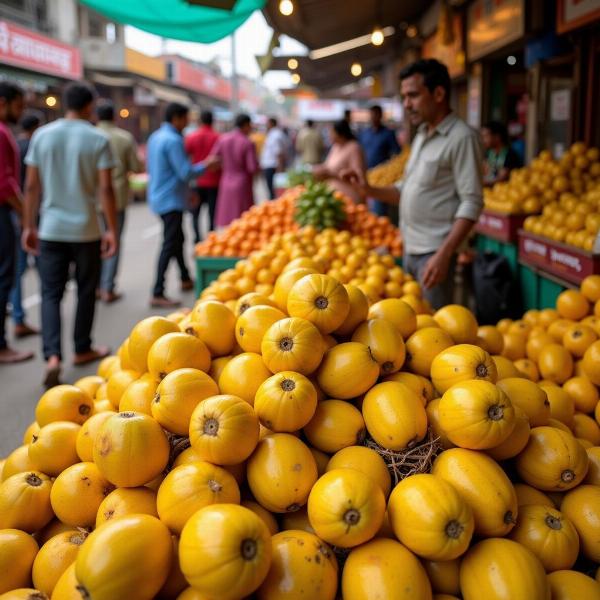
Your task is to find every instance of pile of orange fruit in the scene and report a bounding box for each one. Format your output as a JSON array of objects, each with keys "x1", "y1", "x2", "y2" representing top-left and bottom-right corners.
[{"x1": 195, "y1": 187, "x2": 402, "y2": 258}]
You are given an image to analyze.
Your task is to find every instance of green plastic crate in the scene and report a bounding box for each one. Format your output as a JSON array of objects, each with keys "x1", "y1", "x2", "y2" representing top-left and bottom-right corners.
[
  {"x1": 518, "y1": 262, "x2": 569, "y2": 311},
  {"x1": 195, "y1": 256, "x2": 240, "y2": 296}
]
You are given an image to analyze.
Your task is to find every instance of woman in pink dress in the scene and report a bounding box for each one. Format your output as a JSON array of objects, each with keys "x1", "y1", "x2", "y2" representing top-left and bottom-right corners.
[
  {"x1": 313, "y1": 120, "x2": 366, "y2": 202},
  {"x1": 212, "y1": 114, "x2": 259, "y2": 228}
]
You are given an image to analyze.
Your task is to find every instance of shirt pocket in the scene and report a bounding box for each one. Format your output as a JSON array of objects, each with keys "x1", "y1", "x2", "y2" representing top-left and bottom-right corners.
[{"x1": 413, "y1": 158, "x2": 439, "y2": 187}]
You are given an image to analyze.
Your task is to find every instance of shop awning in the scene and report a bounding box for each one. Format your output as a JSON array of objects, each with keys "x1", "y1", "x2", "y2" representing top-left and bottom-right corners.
[{"x1": 79, "y1": 0, "x2": 266, "y2": 43}]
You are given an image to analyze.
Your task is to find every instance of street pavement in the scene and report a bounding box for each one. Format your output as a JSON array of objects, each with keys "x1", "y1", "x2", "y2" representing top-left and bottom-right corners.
[{"x1": 0, "y1": 202, "x2": 209, "y2": 457}]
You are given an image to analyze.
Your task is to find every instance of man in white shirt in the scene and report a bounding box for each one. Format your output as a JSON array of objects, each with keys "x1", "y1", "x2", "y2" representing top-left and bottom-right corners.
[{"x1": 260, "y1": 117, "x2": 286, "y2": 199}]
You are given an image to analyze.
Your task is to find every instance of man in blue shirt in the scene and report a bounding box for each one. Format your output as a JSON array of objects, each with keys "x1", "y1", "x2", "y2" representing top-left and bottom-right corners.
[
  {"x1": 359, "y1": 105, "x2": 401, "y2": 216},
  {"x1": 147, "y1": 103, "x2": 217, "y2": 308}
]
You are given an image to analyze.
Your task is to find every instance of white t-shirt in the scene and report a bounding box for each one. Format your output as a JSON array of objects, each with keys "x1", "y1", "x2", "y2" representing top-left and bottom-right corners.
[{"x1": 260, "y1": 127, "x2": 287, "y2": 169}]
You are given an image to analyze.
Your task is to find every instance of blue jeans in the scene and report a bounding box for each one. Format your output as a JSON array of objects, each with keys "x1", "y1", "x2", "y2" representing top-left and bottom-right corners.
[
  {"x1": 100, "y1": 210, "x2": 125, "y2": 293},
  {"x1": 0, "y1": 205, "x2": 16, "y2": 349},
  {"x1": 404, "y1": 251, "x2": 457, "y2": 311},
  {"x1": 9, "y1": 214, "x2": 28, "y2": 325}
]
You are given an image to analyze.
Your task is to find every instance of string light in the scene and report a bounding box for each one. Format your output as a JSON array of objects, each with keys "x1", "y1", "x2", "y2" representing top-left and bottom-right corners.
[
  {"x1": 371, "y1": 27, "x2": 384, "y2": 46},
  {"x1": 287, "y1": 58, "x2": 298, "y2": 70},
  {"x1": 279, "y1": 0, "x2": 294, "y2": 16},
  {"x1": 291, "y1": 73, "x2": 301, "y2": 84},
  {"x1": 351, "y1": 62, "x2": 362, "y2": 77},
  {"x1": 406, "y1": 25, "x2": 418, "y2": 38},
  {"x1": 45, "y1": 96, "x2": 57, "y2": 107},
  {"x1": 119, "y1": 108, "x2": 130, "y2": 118}
]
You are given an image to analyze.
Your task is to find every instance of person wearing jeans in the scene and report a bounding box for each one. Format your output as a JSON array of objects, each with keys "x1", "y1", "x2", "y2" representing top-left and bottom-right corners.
[
  {"x1": 22, "y1": 82, "x2": 118, "y2": 387},
  {"x1": 0, "y1": 82, "x2": 33, "y2": 364},
  {"x1": 147, "y1": 102, "x2": 218, "y2": 308},
  {"x1": 260, "y1": 117, "x2": 286, "y2": 199},
  {"x1": 97, "y1": 101, "x2": 141, "y2": 303}
]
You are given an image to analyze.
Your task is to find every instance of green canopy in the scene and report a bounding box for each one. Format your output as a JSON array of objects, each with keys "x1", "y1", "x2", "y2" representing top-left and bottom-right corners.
[{"x1": 80, "y1": 0, "x2": 266, "y2": 43}]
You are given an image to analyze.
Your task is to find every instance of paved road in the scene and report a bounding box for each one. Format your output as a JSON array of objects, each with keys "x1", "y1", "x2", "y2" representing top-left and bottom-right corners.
[{"x1": 0, "y1": 202, "x2": 208, "y2": 457}]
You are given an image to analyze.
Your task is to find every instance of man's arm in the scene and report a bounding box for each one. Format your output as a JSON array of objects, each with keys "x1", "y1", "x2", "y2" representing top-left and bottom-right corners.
[
  {"x1": 21, "y1": 165, "x2": 41, "y2": 254},
  {"x1": 339, "y1": 168, "x2": 401, "y2": 205},
  {"x1": 0, "y1": 130, "x2": 23, "y2": 214},
  {"x1": 276, "y1": 133, "x2": 286, "y2": 172},
  {"x1": 421, "y1": 133, "x2": 483, "y2": 289},
  {"x1": 127, "y1": 137, "x2": 143, "y2": 174},
  {"x1": 98, "y1": 168, "x2": 118, "y2": 259},
  {"x1": 168, "y1": 138, "x2": 206, "y2": 182}
]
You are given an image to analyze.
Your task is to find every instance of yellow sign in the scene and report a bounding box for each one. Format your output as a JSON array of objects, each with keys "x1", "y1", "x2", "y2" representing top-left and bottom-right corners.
[
  {"x1": 125, "y1": 48, "x2": 166, "y2": 81},
  {"x1": 467, "y1": 0, "x2": 525, "y2": 61}
]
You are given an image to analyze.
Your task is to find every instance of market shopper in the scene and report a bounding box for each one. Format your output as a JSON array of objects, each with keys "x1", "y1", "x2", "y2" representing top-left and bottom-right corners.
[
  {"x1": 260, "y1": 117, "x2": 287, "y2": 199},
  {"x1": 342, "y1": 59, "x2": 484, "y2": 309},
  {"x1": 296, "y1": 120, "x2": 324, "y2": 166},
  {"x1": 0, "y1": 82, "x2": 33, "y2": 364},
  {"x1": 10, "y1": 113, "x2": 41, "y2": 339},
  {"x1": 313, "y1": 119, "x2": 366, "y2": 203},
  {"x1": 212, "y1": 113, "x2": 259, "y2": 228},
  {"x1": 22, "y1": 82, "x2": 118, "y2": 386},
  {"x1": 360, "y1": 105, "x2": 401, "y2": 216},
  {"x1": 185, "y1": 110, "x2": 221, "y2": 241},
  {"x1": 147, "y1": 102, "x2": 218, "y2": 308},
  {"x1": 481, "y1": 120, "x2": 522, "y2": 185},
  {"x1": 96, "y1": 100, "x2": 142, "y2": 303}
]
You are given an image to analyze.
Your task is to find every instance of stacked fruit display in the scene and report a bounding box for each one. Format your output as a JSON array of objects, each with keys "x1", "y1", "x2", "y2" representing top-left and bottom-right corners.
[
  {"x1": 195, "y1": 184, "x2": 402, "y2": 258},
  {"x1": 3, "y1": 256, "x2": 600, "y2": 598},
  {"x1": 199, "y1": 228, "x2": 414, "y2": 308},
  {"x1": 367, "y1": 146, "x2": 410, "y2": 186},
  {"x1": 484, "y1": 142, "x2": 600, "y2": 215}
]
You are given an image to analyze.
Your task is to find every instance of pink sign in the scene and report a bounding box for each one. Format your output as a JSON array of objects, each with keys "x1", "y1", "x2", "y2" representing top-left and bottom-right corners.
[
  {"x1": 170, "y1": 57, "x2": 231, "y2": 102},
  {"x1": 0, "y1": 20, "x2": 82, "y2": 80},
  {"x1": 475, "y1": 210, "x2": 526, "y2": 243}
]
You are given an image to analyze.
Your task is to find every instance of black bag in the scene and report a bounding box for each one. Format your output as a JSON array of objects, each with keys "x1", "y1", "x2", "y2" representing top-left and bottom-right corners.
[{"x1": 472, "y1": 252, "x2": 521, "y2": 324}]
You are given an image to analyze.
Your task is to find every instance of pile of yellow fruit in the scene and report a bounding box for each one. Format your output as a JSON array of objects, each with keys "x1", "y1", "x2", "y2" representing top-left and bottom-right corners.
[
  {"x1": 367, "y1": 146, "x2": 410, "y2": 186},
  {"x1": 3, "y1": 248, "x2": 600, "y2": 599},
  {"x1": 484, "y1": 142, "x2": 600, "y2": 215},
  {"x1": 200, "y1": 227, "x2": 427, "y2": 311}
]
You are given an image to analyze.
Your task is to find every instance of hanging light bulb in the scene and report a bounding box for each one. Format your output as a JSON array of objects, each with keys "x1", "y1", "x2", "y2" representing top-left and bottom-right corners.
[
  {"x1": 406, "y1": 25, "x2": 418, "y2": 38},
  {"x1": 287, "y1": 58, "x2": 298, "y2": 70},
  {"x1": 371, "y1": 27, "x2": 384, "y2": 46},
  {"x1": 291, "y1": 73, "x2": 301, "y2": 85},
  {"x1": 279, "y1": 0, "x2": 294, "y2": 16},
  {"x1": 351, "y1": 62, "x2": 362, "y2": 77}
]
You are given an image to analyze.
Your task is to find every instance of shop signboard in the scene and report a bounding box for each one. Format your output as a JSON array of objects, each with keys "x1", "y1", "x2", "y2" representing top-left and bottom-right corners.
[
  {"x1": 0, "y1": 20, "x2": 82, "y2": 80},
  {"x1": 475, "y1": 209, "x2": 526, "y2": 243},
  {"x1": 467, "y1": 0, "x2": 525, "y2": 61},
  {"x1": 423, "y1": 14, "x2": 465, "y2": 79},
  {"x1": 518, "y1": 231, "x2": 600, "y2": 285},
  {"x1": 297, "y1": 99, "x2": 345, "y2": 122},
  {"x1": 557, "y1": 0, "x2": 600, "y2": 33},
  {"x1": 168, "y1": 56, "x2": 231, "y2": 102}
]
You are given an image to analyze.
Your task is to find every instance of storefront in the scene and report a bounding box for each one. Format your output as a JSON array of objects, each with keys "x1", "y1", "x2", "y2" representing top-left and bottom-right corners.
[{"x1": 0, "y1": 19, "x2": 82, "y2": 121}]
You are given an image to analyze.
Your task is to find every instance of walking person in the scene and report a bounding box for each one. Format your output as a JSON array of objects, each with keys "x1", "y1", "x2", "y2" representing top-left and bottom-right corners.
[
  {"x1": 213, "y1": 113, "x2": 259, "y2": 228},
  {"x1": 0, "y1": 82, "x2": 33, "y2": 364},
  {"x1": 359, "y1": 105, "x2": 401, "y2": 216},
  {"x1": 10, "y1": 113, "x2": 41, "y2": 338},
  {"x1": 260, "y1": 117, "x2": 286, "y2": 199},
  {"x1": 22, "y1": 82, "x2": 118, "y2": 386},
  {"x1": 296, "y1": 120, "x2": 324, "y2": 166},
  {"x1": 147, "y1": 102, "x2": 217, "y2": 308},
  {"x1": 342, "y1": 59, "x2": 483, "y2": 310},
  {"x1": 96, "y1": 100, "x2": 142, "y2": 303},
  {"x1": 185, "y1": 110, "x2": 220, "y2": 242}
]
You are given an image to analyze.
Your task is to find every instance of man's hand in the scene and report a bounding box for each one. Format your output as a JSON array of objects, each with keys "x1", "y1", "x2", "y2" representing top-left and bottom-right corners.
[
  {"x1": 204, "y1": 155, "x2": 221, "y2": 172},
  {"x1": 340, "y1": 168, "x2": 368, "y2": 194},
  {"x1": 421, "y1": 251, "x2": 451, "y2": 290},
  {"x1": 101, "y1": 229, "x2": 118, "y2": 259},
  {"x1": 22, "y1": 227, "x2": 39, "y2": 255}
]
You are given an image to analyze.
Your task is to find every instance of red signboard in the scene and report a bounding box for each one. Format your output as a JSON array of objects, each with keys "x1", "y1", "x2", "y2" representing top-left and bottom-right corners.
[
  {"x1": 0, "y1": 20, "x2": 82, "y2": 80},
  {"x1": 170, "y1": 57, "x2": 231, "y2": 102},
  {"x1": 475, "y1": 210, "x2": 526, "y2": 243},
  {"x1": 518, "y1": 231, "x2": 600, "y2": 285}
]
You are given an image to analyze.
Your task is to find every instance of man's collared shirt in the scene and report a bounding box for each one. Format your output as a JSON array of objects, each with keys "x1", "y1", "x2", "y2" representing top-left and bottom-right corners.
[
  {"x1": 396, "y1": 112, "x2": 483, "y2": 255},
  {"x1": 147, "y1": 122, "x2": 205, "y2": 215},
  {"x1": 360, "y1": 125, "x2": 401, "y2": 169}
]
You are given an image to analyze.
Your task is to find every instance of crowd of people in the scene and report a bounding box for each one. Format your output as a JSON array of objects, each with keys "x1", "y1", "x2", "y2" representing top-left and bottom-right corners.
[{"x1": 0, "y1": 58, "x2": 524, "y2": 387}]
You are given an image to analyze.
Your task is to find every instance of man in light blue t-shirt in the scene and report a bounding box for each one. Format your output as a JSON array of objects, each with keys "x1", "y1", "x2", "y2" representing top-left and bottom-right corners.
[{"x1": 22, "y1": 82, "x2": 118, "y2": 387}]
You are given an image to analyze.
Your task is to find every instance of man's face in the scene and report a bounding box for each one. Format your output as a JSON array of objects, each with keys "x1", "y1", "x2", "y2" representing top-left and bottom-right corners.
[
  {"x1": 400, "y1": 74, "x2": 437, "y2": 127},
  {"x1": 173, "y1": 113, "x2": 189, "y2": 133},
  {"x1": 2, "y1": 95, "x2": 25, "y2": 124},
  {"x1": 370, "y1": 109, "x2": 382, "y2": 128},
  {"x1": 81, "y1": 101, "x2": 94, "y2": 122},
  {"x1": 481, "y1": 127, "x2": 493, "y2": 150}
]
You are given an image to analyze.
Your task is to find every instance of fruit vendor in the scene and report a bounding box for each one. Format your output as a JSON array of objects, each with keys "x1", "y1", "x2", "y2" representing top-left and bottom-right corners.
[{"x1": 343, "y1": 59, "x2": 483, "y2": 309}]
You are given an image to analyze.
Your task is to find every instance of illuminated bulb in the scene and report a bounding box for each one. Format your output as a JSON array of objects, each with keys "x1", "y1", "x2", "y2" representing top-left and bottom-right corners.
[
  {"x1": 119, "y1": 108, "x2": 130, "y2": 118},
  {"x1": 279, "y1": 0, "x2": 294, "y2": 16},
  {"x1": 371, "y1": 28, "x2": 384, "y2": 46},
  {"x1": 351, "y1": 62, "x2": 362, "y2": 77},
  {"x1": 45, "y1": 96, "x2": 57, "y2": 107},
  {"x1": 406, "y1": 25, "x2": 418, "y2": 38},
  {"x1": 288, "y1": 58, "x2": 298, "y2": 70},
  {"x1": 291, "y1": 73, "x2": 301, "y2": 84},
  {"x1": 507, "y1": 55, "x2": 517, "y2": 66}
]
